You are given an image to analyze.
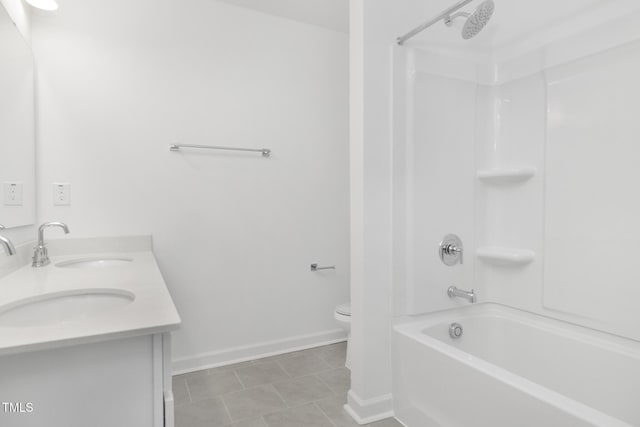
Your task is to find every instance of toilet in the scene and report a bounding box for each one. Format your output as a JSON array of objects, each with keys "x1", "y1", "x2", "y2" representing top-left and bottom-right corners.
[{"x1": 334, "y1": 302, "x2": 351, "y2": 369}]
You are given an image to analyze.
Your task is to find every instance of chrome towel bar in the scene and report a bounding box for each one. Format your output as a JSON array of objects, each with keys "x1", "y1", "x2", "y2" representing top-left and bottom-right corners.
[{"x1": 170, "y1": 143, "x2": 271, "y2": 157}]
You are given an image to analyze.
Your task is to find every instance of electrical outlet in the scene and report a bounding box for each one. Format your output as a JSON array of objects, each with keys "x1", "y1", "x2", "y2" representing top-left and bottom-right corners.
[
  {"x1": 53, "y1": 183, "x2": 70, "y2": 206},
  {"x1": 4, "y1": 182, "x2": 23, "y2": 206}
]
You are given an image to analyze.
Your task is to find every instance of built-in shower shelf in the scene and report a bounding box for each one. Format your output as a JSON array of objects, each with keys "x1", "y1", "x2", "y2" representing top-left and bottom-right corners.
[
  {"x1": 477, "y1": 167, "x2": 536, "y2": 184},
  {"x1": 477, "y1": 247, "x2": 535, "y2": 266}
]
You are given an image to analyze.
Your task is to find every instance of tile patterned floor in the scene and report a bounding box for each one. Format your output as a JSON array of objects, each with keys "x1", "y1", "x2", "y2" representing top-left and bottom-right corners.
[{"x1": 173, "y1": 342, "x2": 402, "y2": 427}]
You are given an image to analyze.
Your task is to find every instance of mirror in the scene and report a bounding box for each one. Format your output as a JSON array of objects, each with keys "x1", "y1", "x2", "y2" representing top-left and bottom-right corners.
[{"x1": 0, "y1": 3, "x2": 36, "y2": 228}]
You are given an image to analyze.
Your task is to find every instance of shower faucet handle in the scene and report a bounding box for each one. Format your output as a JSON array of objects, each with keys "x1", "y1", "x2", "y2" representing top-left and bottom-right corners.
[
  {"x1": 439, "y1": 234, "x2": 463, "y2": 266},
  {"x1": 443, "y1": 244, "x2": 462, "y2": 255}
]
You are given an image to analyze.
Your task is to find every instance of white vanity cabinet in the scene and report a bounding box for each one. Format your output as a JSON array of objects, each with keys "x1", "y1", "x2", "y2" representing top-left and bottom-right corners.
[
  {"x1": 0, "y1": 333, "x2": 175, "y2": 427},
  {"x1": 0, "y1": 237, "x2": 181, "y2": 427}
]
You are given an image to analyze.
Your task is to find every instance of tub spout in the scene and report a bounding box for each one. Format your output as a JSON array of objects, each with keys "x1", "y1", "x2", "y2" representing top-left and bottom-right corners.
[{"x1": 448, "y1": 286, "x2": 476, "y2": 304}]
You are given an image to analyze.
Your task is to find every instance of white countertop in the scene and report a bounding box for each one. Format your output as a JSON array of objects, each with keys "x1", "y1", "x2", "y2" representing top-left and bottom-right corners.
[{"x1": 0, "y1": 236, "x2": 181, "y2": 356}]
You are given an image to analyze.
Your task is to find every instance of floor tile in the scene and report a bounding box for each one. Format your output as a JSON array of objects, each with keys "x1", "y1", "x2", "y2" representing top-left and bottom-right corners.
[
  {"x1": 252, "y1": 351, "x2": 298, "y2": 364},
  {"x1": 316, "y1": 393, "x2": 361, "y2": 427},
  {"x1": 317, "y1": 367, "x2": 350, "y2": 394},
  {"x1": 174, "y1": 397, "x2": 230, "y2": 427},
  {"x1": 272, "y1": 375, "x2": 333, "y2": 407},
  {"x1": 369, "y1": 418, "x2": 404, "y2": 427},
  {"x1": 174, "y1": 368, "x2": 209, "y2": 381},
  {"x1": 262, "y1": 403, "x2": 334, "y2": 427},
  {"x1": 277, "y1": 354, "x2": 331, "y2": 377},
  {"x1": 208, "y1": 360, "x2": 254, "y2": 375},
  {"x1": 252, "y1": 344, "x2": 340, "y2": 365},
  {"x1": 315, "y1": 342, "x2": 347, "y2": 368},
  {"x1": 173, "y1": 344, "x2": 359, "y2": 426},
  {"x1": 225, "y1": 418, "x2": 267, "y2": 427},
  {"x1": 187, "y1": 370, "x2": 244, "y2": 402},
  {"x1": 284, "y1": 347, "x2": 325, "y2": 358},
  {"x1": 235, "y1": 361, "x2": 290, "y2": 388},
  {"x1": 173, "y1": 377, "x2": 191, "y2": 407},
  {"x1": 223, "y1": 385, "x2": 287, "y2": 421}
]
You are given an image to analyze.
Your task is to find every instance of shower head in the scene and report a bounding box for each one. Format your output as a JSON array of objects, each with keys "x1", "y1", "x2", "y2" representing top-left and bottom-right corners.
[
  {"x1": 397, "y1": 0, "x2": 495, "y2": 45},
  {"x1": 445, "y1": 0, "x2": 495, "y2": 40},
  {"x1": 462, "y1": 0, "x2": 495, "y2": 39}
]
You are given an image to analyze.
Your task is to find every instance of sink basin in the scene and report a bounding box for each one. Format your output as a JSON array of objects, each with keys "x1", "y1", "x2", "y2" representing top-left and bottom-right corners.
[
  {"x1": 55, "y1": 257, "x2": 134, "y2": 268},
  {"x1": 0, "y1": 289, "x2": 135, "y2": 328}
]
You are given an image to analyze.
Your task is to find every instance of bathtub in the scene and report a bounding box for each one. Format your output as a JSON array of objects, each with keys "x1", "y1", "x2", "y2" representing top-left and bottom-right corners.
[{"x1": 393, "y1": 303, "x2": 640, "y2": 427}]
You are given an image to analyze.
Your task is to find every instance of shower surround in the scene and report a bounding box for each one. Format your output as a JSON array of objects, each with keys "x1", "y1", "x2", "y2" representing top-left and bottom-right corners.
[{"x1": 388, "y1": 3, "x2": 640, "y2": 425}]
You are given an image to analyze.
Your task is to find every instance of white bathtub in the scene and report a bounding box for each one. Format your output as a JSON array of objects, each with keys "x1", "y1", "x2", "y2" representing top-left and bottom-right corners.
[{"x1": 393, "y1": 303, "x2": 640, "y2": 427}]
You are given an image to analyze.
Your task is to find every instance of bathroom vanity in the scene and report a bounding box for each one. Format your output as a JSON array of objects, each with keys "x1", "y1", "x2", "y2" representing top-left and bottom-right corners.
[{"x1": 0, "y1": 236, "x2": 180, "y2": 427}]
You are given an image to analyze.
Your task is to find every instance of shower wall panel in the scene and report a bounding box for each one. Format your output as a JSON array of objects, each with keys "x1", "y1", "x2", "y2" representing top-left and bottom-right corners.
[
  {"x1": 395, "y1": 54, "x2": 478, "y2": 315},
  {"x1": 544, "y1": 40, "x2": 640, "y2": 339}
]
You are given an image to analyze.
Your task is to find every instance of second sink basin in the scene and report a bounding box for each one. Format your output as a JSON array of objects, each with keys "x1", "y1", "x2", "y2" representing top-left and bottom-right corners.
[
  {"x1": 55, "y1": 257, "x2": 134, "y2": 268},
  {"x1": 0, "y1": 289, "x2": 135, "y2": 328}
]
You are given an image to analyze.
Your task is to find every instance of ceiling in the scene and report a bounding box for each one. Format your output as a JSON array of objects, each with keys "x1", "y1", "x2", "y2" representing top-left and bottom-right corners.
[{"x1": 214, "y1": 0, "x2": 349, "y2": 33}]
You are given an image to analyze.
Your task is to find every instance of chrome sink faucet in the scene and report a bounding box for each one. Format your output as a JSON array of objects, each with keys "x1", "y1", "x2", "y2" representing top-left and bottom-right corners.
[
  {"x1": 32, "y1": 222, "x2": 70, "y2": 267},
  {"x1": 0, "y1": 234, "x2": 16, "y2": 256},
  {"x1": 448, "y1": 286, "x2": 476, "y2": 304}
]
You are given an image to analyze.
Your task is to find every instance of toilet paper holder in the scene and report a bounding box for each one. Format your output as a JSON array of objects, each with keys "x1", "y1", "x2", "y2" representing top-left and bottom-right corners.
[{"x1": 310, "y1": 264, "x2": 336, "y2": 272}]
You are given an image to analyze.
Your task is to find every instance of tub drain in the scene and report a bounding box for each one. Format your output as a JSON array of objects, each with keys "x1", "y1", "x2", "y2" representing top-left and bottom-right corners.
[{"x1": 449, "y1": 322, "x2": 463, "y2": 339}]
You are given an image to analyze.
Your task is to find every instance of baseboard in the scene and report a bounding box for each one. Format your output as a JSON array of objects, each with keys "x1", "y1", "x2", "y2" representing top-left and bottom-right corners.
[
  {"x1": 344, "y1": 390, "x2": 394, "y2": 425},
  {"x1": 172, "y1": 329, "x2": 347, "y2": 375}
]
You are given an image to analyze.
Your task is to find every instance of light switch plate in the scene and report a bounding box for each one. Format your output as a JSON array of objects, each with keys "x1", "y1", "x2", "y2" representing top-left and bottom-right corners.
[
  {"x1": 53, "y1": 183, "x2": 71, "y2": 206},
  {"x1": 4, "y1": 182, "x2": 23, "y2": 206}
]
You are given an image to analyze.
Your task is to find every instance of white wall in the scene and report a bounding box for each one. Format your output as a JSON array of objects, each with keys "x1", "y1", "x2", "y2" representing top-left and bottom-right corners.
[{"x1": 31, "y1": 0, "x2": 350, "y2": 372}]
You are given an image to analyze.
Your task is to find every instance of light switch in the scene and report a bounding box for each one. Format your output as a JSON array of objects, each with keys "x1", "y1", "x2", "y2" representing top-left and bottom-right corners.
[
  {"x1": 53, "y1": 183, "x2": 70, "y2": 206},
  {"x1": 4, "y1": 182, "x2": 23, "y2": 206}
]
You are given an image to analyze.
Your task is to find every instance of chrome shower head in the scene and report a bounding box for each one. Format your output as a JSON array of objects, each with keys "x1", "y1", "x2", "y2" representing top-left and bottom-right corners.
[
  {"x1": 462, "y1": 0, "x2": 495, "y2": 39},
  {"x1": 445, "y1": 0, "x2": 495, "y2": 40}
]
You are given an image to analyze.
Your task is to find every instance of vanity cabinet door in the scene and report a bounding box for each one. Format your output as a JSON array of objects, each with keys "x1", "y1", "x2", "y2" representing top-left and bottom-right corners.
[{"x1": 0, "y1": 336, "x2": 159, "y2": 427}]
